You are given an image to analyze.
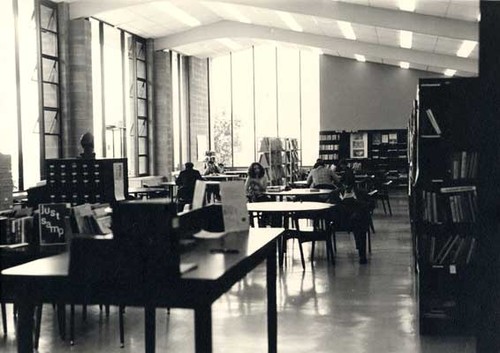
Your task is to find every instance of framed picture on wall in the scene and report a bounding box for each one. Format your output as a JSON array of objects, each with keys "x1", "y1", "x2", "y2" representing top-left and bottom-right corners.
[{"x1": 350, "y1": 132, "x2": 368, "y2": 159}]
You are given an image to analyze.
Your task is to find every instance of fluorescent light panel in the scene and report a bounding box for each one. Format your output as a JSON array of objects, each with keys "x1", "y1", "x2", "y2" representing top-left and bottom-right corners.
[
  {"x1": 277, "y1": 11, "x2": 303, "y2": 32},
  {"x1": 400, "y1": 30, "x2": 413, "y2": 49},
  {"x1": 444, "y1": 69, "x2": 456, "y2": 77},
  {"x1": 400, "y1": 61, "x2": 410, "y2": 69},
  {"x1": 399, "y1": 0, "x2": 416, "y2": 12},
  {"x1": 217, "y1": 38, "x2": 240, "y2": 51},
  {"x1": 456, "y1": 40, "x2": 477, "y2": 58},
  {"x1": 224, "y1": 5, "x2": 251, "y2": 24},
  {"x1": 162, "y1": 2, "x2": 201, "y2": 27},
  {"x1": 355, "y1": 54, "x2": 366, "y2": 62},
  {"x1": 337, "y1": 21, "x2": 356, "y2": 40}
]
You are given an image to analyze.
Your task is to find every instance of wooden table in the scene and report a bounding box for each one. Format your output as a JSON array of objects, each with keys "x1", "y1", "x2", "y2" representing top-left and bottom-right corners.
[
  {"x1": 202, "y1": 174, "x2": 242, "y2": 181},
  {"x1": 264, "y1": 188, "x2": 334, "y2": 201},
  {"x1": 128, "y1": 187, "x2": 168, "y2": 199},
  {"x1": 1, "y1": 228, "x2": 282, "y2": 353},
  {"x1": 159, "y1": 181, "x2": 177, "y2": 199}
]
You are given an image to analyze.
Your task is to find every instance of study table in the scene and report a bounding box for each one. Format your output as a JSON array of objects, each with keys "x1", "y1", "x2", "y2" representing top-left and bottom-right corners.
[
  {"x1": 264, "y1": 188, "x2": 334, "y2": 201},
  {"x1": 128, "y1": 187, "x2": 168, "y2": 199},
  {"x1": 202, "y1": 174, "x2": 241, "y2": 181},
  {"x1": 1, "y1": 228, "x2": 283, "y2": 353}
]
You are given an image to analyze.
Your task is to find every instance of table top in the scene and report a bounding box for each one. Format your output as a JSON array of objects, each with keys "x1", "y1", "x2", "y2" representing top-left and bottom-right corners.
[
  {"x1": 159, "y1": 181, "x2": 177, "y2": 186},
  {"x1": 129, "y1": 187, "x2": 166, "y2": 194},
  {"x1": 202, "y1": 174, "x2": 241, "y2": 181},
  {"x1": 2, "y1": 228, "x2": 282, "y2": 282},
  {"x1": 247, "y1": 201, "x2": 334, "y2": 213},
  {"x1": 264, "y1": 188, "x2": 334, "y2": 197},
  {"x1": 223, "y1": 170, "x2": 248, "y2": 175}
]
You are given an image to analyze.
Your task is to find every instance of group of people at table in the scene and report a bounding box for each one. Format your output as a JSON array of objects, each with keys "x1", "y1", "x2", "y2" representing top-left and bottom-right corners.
[{"x1": 176, "y1": 158, "x2": 372, "y2": 264}]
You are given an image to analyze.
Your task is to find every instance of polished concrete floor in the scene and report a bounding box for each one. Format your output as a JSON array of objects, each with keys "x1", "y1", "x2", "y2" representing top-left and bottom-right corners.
[{"x1": 1, "y1": 190, "x2": 476, "y2": 352}]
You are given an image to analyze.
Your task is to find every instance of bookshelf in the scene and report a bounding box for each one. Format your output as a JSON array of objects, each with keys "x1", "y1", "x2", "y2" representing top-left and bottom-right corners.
[
  {"x1": 410, "y1": 77, "x2": 481, "y2": 334},
  {"x1": 318, "y1": 129, "x2": 408, "y2": 185},
  {"x1": 258, "y1": 137, "x2": 299, "y2": 185},
  {"x1": 0, "y1": 154, "x2": 14, "y2": 211}
]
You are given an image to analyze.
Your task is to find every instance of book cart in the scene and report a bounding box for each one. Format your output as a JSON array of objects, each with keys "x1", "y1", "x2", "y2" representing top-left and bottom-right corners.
[{"x1": 409, "y1": 77, "x2": 481, "y2": 334}]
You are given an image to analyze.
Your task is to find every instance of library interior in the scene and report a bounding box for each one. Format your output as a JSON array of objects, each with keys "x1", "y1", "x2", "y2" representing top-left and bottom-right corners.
[{"x1": 1, "y1": 1, "x2": 500, "y2": 352}]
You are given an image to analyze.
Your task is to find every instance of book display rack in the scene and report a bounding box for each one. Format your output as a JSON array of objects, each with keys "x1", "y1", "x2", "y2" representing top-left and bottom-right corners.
[
  {"x1": 409, "y1": 77, "x2": 481, "y2": 334},
  {"x1": 258, "y1": 137, "x2": 300, "y2": 185}
]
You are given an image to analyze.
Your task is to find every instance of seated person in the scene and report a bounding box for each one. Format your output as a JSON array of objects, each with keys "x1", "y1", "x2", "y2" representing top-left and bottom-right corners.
[
  {"x1": 217, "y1": 163, "x2": 225, "y2": 174},
  {"x1": 245, "y1": 162, "x2": 269, "y2": 202},
  {"x1": 78, "y1": 132, "x2": 96, "y2": 159},
  {"x1": 176, "y1": 162, "x2": 203, "y2": 205},
  {"x1": 203, "y1": 158, "x2": 220, "y2": 176},
  {"x1": 306, "y1": 159, "x2": 340, "y2": 189},
  {"x1": 336, "y1": 159, "x2": 355, "y2": 187},
  {"x1": 327, "y1": 172, "x2": 373, "y2": 264}
]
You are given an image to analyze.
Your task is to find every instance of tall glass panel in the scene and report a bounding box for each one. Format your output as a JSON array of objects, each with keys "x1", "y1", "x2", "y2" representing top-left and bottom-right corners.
[
  {"x1": 90, "y1": 18, "x2": 103, "y2": 157},
  {"x1": 172, "y1": 53, "x2": 181, "y2": 170},
  {"x1": 125, "y1": 34, "x2": 136, "y2": 176},
  {"x1": 300, "y1": 50, "x2": 320, "y2": 166},
  {"x1": 232, "y1": 48, "x2": 255, "y2": 167},
  {"x1": 209, "y1": 54, "x2": 232, "y2": 166},
  {"x1": 179, "y1": 56, "x2": 189, "y2": 168},
  {"x1": 254, "y1": 45, "x2": 277, "y2": 149},
  {"x1": 0, "y1": 0, "x2": 19, "y2": 189},
  {"x1": 103, "y1": 25, "x2": 124, "y2": 158},
  {"x1": 277, "y1": 47, "x2": 300, "y2": 140},
  {"x1": 18, "y1": 0, "x2": 40, "y2": 188}
]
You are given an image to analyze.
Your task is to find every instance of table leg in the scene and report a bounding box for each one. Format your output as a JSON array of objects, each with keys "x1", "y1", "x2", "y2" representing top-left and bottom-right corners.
[
  {"x1": 194, "y1": 305, "x2": 212, "y2": 353},
  {"x1": 267, "y1": 243, "x2": 277, "y2": 353},
  {"x1": 145, "y1": 306, "x2": 156, "y2": 353},
  {"x1": 16, "y1": 302, "x2": 35, "y2": 353}
]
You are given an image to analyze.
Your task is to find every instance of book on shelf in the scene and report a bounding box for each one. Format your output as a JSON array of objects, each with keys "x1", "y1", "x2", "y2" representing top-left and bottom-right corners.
[
  {"x1": 450, "y1": 151, "x2": 478, "y2": 180},
  {"x1": 425, "y1": 109, "x2": 442, "y2": 135},
  {"x1": 259, "y1": 153, "x2": 270, "y2": 168}
]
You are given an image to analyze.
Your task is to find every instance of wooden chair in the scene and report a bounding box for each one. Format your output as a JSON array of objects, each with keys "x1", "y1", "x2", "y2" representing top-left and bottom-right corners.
[
  {"x1": 373, "y1": 180, "x2": 393, "y2": 216},
  {"x1": 330, "y1": 202, "x2": 372, "y2": 255}
]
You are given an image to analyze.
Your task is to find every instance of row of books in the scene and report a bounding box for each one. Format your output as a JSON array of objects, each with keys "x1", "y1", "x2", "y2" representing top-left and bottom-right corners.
[
  {"x1": 318, "y1": 153, "x2": 339, "y2": 161},
  {"x1": 422, "y1": 186, "x2": 478, "y2": 224},
  {"x1": 429, "y1": 234, "x2": 476, "y2": 265},
  {"x1": 319, "y1": 134, "x2": 341, "y2": 141},
  {"x1": 0, "y1": 216, "x2": 33, "y2": 245},
  {"x1": 258, "y1": 137, "x2": 284, "y2": 152},
  {"x1": 72, "y1": 203, "x2": 112, "y2": 235},
  {"x1": 319, "y1": 144, "x2": 340, "y2": 151},
  {"x1": 450, "y1": 151, "x2": 479, "y2": 180}
]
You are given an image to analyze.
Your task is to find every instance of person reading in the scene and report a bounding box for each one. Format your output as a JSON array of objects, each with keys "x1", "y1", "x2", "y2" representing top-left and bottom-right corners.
[
  {"x1": 176, "y1": 162, "x2": 203, "y2": 207},
  {"x1": 245, "y1": 162, "x2": 268, "y2": 202},
  {"x1": 306, "y1": 159, "x2": 340, "y2": 189},
  {"x1": 203, "y1": 158, "x2": 220, "y2": 175}
]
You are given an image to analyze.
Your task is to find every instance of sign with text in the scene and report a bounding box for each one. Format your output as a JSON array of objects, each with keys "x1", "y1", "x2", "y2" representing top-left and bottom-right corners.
[
  {"x1": 219, "y1": 181, "x2": 249, "y2": 233},
  {"x1": 39, "y1": 203, "x2": 70, "y2": 245}
]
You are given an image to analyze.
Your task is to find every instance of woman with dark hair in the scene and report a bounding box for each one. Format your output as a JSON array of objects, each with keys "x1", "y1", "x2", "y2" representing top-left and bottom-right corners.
[{"x1": 245, "y1": 162, "x2": 268, "y2": 202}]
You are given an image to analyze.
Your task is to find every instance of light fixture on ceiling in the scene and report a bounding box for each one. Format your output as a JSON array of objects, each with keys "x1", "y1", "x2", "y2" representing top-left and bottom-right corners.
[
  {"x1": 400, "y1": 61, "x2": 410, "y2": 69},
  {"x1": 223, "y1": 4, "x2": 251, "y2": 24},
  {"x1": 456, "y1": 40, "x2": 477, "y2": 58},
  {"x1": 444, "y1": 69, "x2": 456, "y2": 77},
  {"x1": 399, "y1": 0, "x2": 416, "y2": 12},
  {"x1": 477, "y1": 13, "x2": 481, "y2": 22},
  {"x1": 276, "y1": 11, "x2": 303, "y2": 32},
  {"x1": 355, "y1": 54, "x2": 366, "y2": 62},
  {"x1": 217, "y1": 38, "x2": 240, "y2": 52},
  {"x1": 337, "y1": 21, "x2": 356, "y2": 40},
  {"x1": 400, "y1": 30, "x2": 413, "y2": 49},
  {"x1": 160, "y1": 2, "x2": 201, "y2": 27}
]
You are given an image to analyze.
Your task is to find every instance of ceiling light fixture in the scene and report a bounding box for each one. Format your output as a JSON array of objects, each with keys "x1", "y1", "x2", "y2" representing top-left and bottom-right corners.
[
  {"x1": 456, "y1": 40, "x2": 477, "y2": 58},
  {"x1": 276, "y1": 11, "x2": 303, "y2": 32},
  {"x1": 355, "y1": 54, "x2": 366, "y2": 62},
  {"x1": 400, "y1": 30, "x2": 413, "y2": 49},
  {"x1": 337, "y1": 21, "x2": 356, "y2": 40},
  {"x1": 399, "y1": 0, "x2": 416, "y2": 12},
  {"x1": 444, "y1": 69, "x2": 456, "y2": 77},
  {"x1": 224, "y1": 5, "x2": 251, "y2": 24},
  {"x1": 400, "y1": 61, "x2": 410, "y2": 69},
  {"x1": 217, "y1": 38, "x2": 240, "y2": 52},
  {"x1": 161, "y1": 2, "x2": 201, "y2": 27}
]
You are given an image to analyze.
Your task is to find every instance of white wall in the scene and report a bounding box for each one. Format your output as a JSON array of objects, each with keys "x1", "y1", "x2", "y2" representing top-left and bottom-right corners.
[{"x1": 320, "y1": 55, "x2": 439, "y2": 131}]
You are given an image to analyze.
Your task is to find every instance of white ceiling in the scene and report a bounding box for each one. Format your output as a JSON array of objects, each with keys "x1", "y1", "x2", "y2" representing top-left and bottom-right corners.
[{"x1": 65, "y1": 0, "x2": 480, "y2": 76}]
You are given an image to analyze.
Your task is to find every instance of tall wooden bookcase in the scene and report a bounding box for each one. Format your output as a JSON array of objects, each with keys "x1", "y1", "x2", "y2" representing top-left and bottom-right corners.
[{"x1": 410, "y1": 77, "x2": 481, "y2": 334}]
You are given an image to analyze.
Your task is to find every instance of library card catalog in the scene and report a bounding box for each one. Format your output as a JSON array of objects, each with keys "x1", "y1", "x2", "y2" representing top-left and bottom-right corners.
[
  {"x1": 39, "y1": 203, "x2": 70, "y2": 245},
  {"x1": 219, "y1": 181, "x2": 249, "y2": 233}
]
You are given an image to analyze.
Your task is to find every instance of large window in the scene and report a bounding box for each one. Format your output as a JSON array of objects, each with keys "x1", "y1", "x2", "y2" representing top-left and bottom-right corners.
[
  {"x1": 209, "y1": 45, "x2": 320, "y2": 168},
  {"x1": 0, "y1": 0, "x2": 61, "y2": 191},
  {"x1": 90, "y1": 18, "x2": 150, "y2": 176}
]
